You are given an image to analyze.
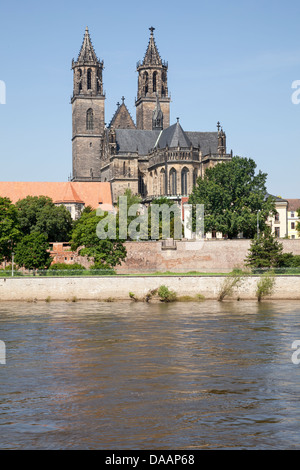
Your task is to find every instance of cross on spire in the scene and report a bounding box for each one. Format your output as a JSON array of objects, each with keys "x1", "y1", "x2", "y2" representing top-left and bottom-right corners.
[
  {"x1": 217, "y1": 121, "x2": 221, "y2": 132},
  {"x1": 149, "y1": 26, "x2": 155, "y2": 34}
]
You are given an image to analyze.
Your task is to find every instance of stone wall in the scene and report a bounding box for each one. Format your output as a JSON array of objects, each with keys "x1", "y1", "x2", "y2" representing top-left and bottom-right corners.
[
  {"x1": 0, "y1": 275, "x2": 299, "y2": 301},
  {"x1": 116, "y1": 239, "x2": 300, "y2": 274}
]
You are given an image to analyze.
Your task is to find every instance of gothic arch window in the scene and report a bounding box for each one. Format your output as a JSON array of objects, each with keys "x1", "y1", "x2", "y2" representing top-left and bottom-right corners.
[
  {"x1": 160, "y1": 168, "x2": 166, "y2": 195},
  {"x1": 143, "y1": 72, "x2": 149, "y2": 95},
  {"x1": 86, "y1": 108, "x2": 94, "y2": 130},
  {"x1": 153, "y1": 72, "x2": 157, "y2": 93},
  {"x1": 170, "y1": 168, "x2": 177, "y2": 196},
  {"x1": 78, "y1": 69, "x2": 82, "y2": 92},
  {"x1": 181, "y1": 167, "x2": 189, "y2": 195},
  {"x1": 193, "y1": 169, "x2": 198, "y2": 187},
  {"x1": 87, "y1": 68, "x2": 92, "y2": 90},
  {"x1": 123, "y1": 161, "x2": 126, "y2": 176}
]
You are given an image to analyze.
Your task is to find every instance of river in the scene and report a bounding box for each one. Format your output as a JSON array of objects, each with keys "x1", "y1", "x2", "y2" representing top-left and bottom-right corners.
[{"x1": 0, "y1": 300, "x2": 300, "y2": 450}]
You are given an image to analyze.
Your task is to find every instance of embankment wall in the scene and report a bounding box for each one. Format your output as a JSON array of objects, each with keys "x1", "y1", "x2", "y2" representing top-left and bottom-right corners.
[{"x1": 0, "y1": 275, "x2": 299, "y2": 301}]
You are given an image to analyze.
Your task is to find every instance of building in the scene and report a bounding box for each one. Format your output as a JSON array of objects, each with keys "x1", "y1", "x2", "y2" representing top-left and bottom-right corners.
[
  {"x1": 71, "y1": 27, "x2": 233, "y2": 204},
  {"x1": 0, "y1": 181, "x2": 113, "y2": 220},
  {"x1": 286, "y1": 199, "x2": 300, "y2": 239}
]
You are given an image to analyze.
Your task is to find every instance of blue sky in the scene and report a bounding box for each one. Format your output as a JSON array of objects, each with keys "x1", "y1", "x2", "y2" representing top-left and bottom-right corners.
[{"x1": 0, "y1": 0, "x2": 300, "y2": 197}]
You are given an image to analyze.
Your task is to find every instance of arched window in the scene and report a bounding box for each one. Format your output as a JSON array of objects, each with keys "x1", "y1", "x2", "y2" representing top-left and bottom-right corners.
[
  {"x1": 123, "y1": 161, "x2": 126, "y2": 176},
  {"x1": 87, "y1": 68, "x2": 92, "y2": 90},
  {"x1": 181, "y1": 167, "x2": 189, "y2": 195},
  {"x1": 143, "y1": 72, "x2": 149, "y2": 95},
  {"x1": 78, "y1": 69, "x2": 82, "y2": 92},
  {"x1": 193, "y1": 169, "x2": 198, "y2": 187},
  {"x1": 86, "y1": 108, "x2": 93, "y2": 130},
  {"x1": 170, "y1": 168, "x2": 177, "y2": 195},
  {"x1": 160, "y1": 169, "x2": 165, "y2": 195},
  {"x1": 153, "y1": 72, "x2": 157, "y2": 93}
]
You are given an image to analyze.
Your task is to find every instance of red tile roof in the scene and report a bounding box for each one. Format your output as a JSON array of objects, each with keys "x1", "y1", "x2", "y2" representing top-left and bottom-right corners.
[
  {"x1": 287, "y1": 199, "x2": 300, "y2": 212},
  {"x1": 0, "y1": 181, "x2": 113, "y2": 211}
]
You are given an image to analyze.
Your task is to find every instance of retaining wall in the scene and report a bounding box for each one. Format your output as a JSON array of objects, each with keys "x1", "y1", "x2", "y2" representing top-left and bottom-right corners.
[{"x1": 0, "y1": 275, "x2": 300, "y2": 301}]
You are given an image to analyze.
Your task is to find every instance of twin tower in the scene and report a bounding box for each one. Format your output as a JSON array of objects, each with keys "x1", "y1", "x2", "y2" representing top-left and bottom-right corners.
[{"x1": 71, "y1": 27, "x2": 171, "y2": 181}]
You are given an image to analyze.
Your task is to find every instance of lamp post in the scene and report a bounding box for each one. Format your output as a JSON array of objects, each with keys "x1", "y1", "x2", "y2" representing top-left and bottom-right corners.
[
  {"x1": 11, "y1": 252, "x2": 14, "y2": 277},
  {"x1": 257, "y1": 210, "x2": 261, "y2": 239}
]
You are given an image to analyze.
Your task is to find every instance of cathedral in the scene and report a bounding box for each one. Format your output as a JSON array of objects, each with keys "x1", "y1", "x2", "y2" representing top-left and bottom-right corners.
[{"x1": 71, "y1": 27, "x2": 233, "y2": 203}]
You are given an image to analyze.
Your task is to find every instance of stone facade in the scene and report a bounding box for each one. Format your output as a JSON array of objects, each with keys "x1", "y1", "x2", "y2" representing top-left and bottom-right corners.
[{"x1": 71, "y1": 27, "x2": 233, "y2": 203}]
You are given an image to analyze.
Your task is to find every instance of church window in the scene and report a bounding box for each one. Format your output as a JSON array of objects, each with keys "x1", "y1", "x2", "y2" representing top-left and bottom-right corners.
[
  {"x1": 87, "y1": 69, "x2": 92, "y2": 90},
  {"x1": 143, "y1": 72, "x2": 148, "y2": 95},
  {"x1": 181, "y1": 167, "x2": 189, "y2": 195},
  {"x1": 86, "y1": 108, "x2": 94, "y2": 130},
  {"x1": 123, "y1": 161, "x2": 126, "y2": 176},
  {"x1": 153, "y1": 72, "x2": 157, "y2": 93},
  {"x1": 170, "y1": 168, "x2": 177, "y2": 195}
]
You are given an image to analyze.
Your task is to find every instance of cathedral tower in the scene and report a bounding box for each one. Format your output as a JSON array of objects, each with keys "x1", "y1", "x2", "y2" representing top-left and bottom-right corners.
[
  {"x1": 71, "y1": 27, "x2": 105, "y2": 181},
  {"x1": 135, "y1": 27, "x2": 170, "y2": 130}
]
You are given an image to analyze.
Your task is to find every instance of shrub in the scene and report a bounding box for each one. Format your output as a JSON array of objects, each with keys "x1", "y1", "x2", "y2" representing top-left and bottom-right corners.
[
  {"x1": 256, "y1": 271, "x2": 276, "y2": 302},
  {"x1": 157, "y1": 285, "x2": 177, "y2": 302}
]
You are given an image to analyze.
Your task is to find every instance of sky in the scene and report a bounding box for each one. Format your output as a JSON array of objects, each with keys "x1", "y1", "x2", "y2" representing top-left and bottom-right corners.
[{"x1": 0, "y1": 0, "x2": 300, "y2": 197}]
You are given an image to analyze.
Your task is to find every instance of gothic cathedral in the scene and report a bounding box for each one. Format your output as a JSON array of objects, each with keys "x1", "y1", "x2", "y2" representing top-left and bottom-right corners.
[{"x1": 71, "y1": 27, "x2": 232, "y2": 203}]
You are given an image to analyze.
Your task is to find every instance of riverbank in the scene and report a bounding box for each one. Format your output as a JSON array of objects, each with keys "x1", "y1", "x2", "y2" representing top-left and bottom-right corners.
[{"x1": 0, "y1": 275, "x2": 299, "y2": 301}]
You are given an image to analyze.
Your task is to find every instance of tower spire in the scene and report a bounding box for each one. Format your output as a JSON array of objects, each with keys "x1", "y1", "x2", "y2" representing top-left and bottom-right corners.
[
  {"x1": 142, "y1": 26, "x2": 162, "y2": 66},
  {"x1": 76, "y1": 26, "x2": 99, "y2": 64}
]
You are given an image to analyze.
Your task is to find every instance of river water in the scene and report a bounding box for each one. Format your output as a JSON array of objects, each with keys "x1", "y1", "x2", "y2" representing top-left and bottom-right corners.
[{"x1": 1, "y1": 300, "x2": 300, "y2": 450}]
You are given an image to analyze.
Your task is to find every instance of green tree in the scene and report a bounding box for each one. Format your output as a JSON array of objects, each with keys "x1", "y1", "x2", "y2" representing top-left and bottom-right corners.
[
  {"x1": 0, "y1": 197, "x2": 22, "y2": 262},
  {"x1": 71, "y1": 209, "x2": 126, "y2": 269},
  {"x1": 16, "y1": 195, "x2": 73, "y2": 241},
  {"x1": 246, "y1": 227, "x2": 284, "y2": 269},
  {"x1": 14, "y1": 233, "x2": 52, "y2": 270},
  {"x1": 188, "y1": 156, "x2": 276, "y2": 239}
]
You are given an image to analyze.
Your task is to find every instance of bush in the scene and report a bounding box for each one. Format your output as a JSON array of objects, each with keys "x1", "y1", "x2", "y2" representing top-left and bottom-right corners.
[
  {"x1": 157, "y1": 285, "x2": 177, "y2": 302},
  {"x1": 256, "y1": 271, "x2": 276, "y2": 302}
]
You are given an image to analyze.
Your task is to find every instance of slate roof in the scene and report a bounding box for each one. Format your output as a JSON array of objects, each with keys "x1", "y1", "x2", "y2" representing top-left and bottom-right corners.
[
  {"x1": 114, "y1": 122, "x2": 219, "y2": 157},
  {"x1": 115, "y1": 129, "x2": 161, "y2": 155}
]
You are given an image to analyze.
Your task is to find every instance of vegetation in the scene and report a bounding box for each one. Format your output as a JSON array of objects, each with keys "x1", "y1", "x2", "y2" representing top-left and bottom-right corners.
[
  {"x1": 16, "y1": 195, "x2": 73, "y2": 242},
  {"x1": 0, "y1": 197, "x2": 22, "y2": 263},
  {"x1": 189, "y1": 156, "x2": 276, "y2": 239},
  {"x1": 70, "y1": 208, "x2": 126, "y2": 269},
  {"x1": 246, "y1": 227, "x2": 284, "y2": 269},
  {"x1": 14, "y1": 233, "x2": 52, "y2": 271},
  {"x1": 256, "y1": 271, "x2": 276, "y2": 301},
  {"x1": 218, "y1": 268, "x2": 247, "y2": 301},
  {"x1": 157, "y1": 285, "x2": 177, "y2": 302}
]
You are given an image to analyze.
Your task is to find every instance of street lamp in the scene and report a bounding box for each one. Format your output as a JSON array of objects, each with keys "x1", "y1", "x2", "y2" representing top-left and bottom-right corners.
[
  {"x1": 257, "y1": 210, "x2": 261, "y2": 239},
  {"x1": 11, "y1": 252, "x2": 14, "y2": 277}
]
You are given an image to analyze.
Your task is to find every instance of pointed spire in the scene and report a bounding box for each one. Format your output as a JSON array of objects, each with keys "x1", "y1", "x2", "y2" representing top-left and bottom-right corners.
[
  {"x1": 152, "y1": 93, "x2": 163, "y2": 130},
  {"x1": 77, "y1": 26, "x2": 99, "y2": 64},
  {"x1": 142, "y1": 27, "x2": 162, "y2": 66}
]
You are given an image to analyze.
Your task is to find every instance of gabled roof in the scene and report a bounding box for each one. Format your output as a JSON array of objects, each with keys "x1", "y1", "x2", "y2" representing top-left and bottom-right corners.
[
  {"x1": 76, "y1": 26, "x2": 99, "y2": 64},
  {"x1": 108, "y1": 99, "x2": 136, "y2": 129},
  {"x1": 0, "y1": 182, "x2": 113, "y2": 211},
  {"x1": 156, "y1": 121, "x2": 191, "y2": 149}
]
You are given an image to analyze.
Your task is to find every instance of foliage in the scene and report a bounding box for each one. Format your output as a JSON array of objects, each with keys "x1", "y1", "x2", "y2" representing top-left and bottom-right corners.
[
  {"x1": 157, "y1": 285, "x2": 177, "y2": 302},
  {"x1": 218, "y1": 269, "x2": 248, "y2": 301},
  {"x1": 71, "y1": 209, "x2": 126, "y2": 268},
  {"x1": 256, "y1": 271, "x2": 276, "y2": 302},
  {"x1": 0, "y1": 197, "x2": 23, "y2": 262},
  {"x1": 16, "y1": 195, "x2": 73, "y2": 242},
  {"x1": 188, "y1": 156, "x2": 275, "y2": 239},
  {"x1": 48, "y1": 262, "x2": 86, "y2": 270},
  {"x1": 246, "y1": 227, "x2": 284, "y2": 268},
  {"x1": 14, "y1": 232, "x2": 52, "y2": 270}
]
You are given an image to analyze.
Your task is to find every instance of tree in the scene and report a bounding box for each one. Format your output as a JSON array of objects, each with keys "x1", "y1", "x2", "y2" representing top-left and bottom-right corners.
[
  {"x1": 71, "y1": 209, "x2": 126, "y2": 269},
  {"x1": 246, "y1": 227, "x2": 284, "y2": 268},
  {"x1": 16, "y1": 196, "x2": 73, "y2": 241},
  {"x1": 0, "y1": 197, "x2": 22, "y2": 263},
  {"x1": 14, "y1": 233, "x2": 52, "y2": 270},
  {"x1": 188, "y1": 156, "x2": 276, "y2": 239}
]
